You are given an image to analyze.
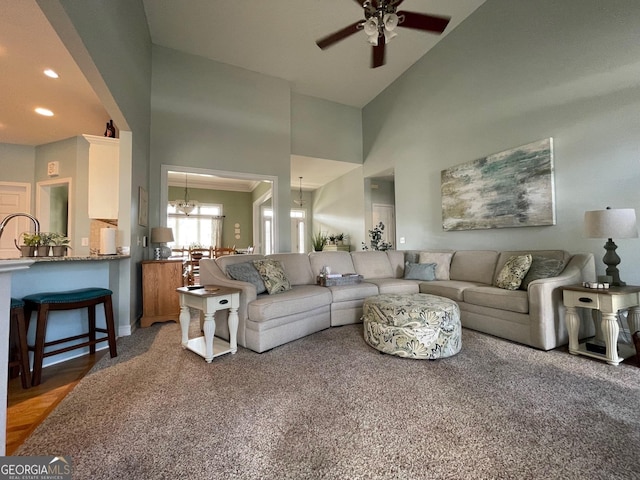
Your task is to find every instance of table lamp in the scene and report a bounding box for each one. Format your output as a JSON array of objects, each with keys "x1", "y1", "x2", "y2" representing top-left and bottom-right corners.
[
  {"x1": 150, "y1": 227, "x2": 174, "y2": 260},
  {"x1": 584, "y1": 207, "x2": 638, "y2": 286}
]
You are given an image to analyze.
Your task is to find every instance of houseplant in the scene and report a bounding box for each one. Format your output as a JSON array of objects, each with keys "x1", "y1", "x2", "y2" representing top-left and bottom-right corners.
[
  {"x1": 311, "y1": 231, "x2": 327, "y2": 252},
  {"x1": 49, "y1": 232, "x2": 71, "y2": 257},
  {"x1": 362, "y1": 222, "x2": 392, "y2": 251},
  {"x1": 36, "y1": 232, "x2": 55, "y2": 257},
  {"x1": 18, "y1": 232, "x2": 40, "y2": 257}
]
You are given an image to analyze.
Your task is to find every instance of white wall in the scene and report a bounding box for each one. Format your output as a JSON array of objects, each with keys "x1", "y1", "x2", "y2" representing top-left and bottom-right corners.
[{"x1": 363, "y1": 0, "x2": 640, "y2": 285}]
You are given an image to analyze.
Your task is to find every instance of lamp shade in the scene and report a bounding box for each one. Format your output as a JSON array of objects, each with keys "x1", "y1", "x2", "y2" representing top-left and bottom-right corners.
[
  {"x1": 150, "y1": 227, "x2": 174, "y2": 244},
  {"x1": 584, "y1": 208, "x2": 638, "y2": 239}
]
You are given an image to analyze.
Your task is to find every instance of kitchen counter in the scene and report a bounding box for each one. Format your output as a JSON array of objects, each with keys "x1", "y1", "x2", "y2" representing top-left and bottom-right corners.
[{"x1": 1, "y1": 254, "x2": 130, "y2": 262}]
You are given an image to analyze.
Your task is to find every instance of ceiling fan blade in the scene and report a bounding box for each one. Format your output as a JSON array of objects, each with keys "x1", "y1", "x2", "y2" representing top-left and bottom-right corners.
[
  {"x1": 397, "y1": 11, "x2": 451, "y2": 34},
  {"x1": 372, "y1": 40, "x2": 385, "y2": 68},
  {"x1": 316, "y1": 21, "x2": 363, "y2": 50}
]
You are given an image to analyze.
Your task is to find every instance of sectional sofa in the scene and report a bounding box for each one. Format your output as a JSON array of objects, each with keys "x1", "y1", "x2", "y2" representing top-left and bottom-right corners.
[{"x1": 199, "y1": 249, "x2": 595, "y2": 353}]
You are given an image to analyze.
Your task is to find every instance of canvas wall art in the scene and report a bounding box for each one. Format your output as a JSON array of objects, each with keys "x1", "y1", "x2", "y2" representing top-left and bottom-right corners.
[{"x1": 441, "y1": 138, "x2": 555, "y2": 231}]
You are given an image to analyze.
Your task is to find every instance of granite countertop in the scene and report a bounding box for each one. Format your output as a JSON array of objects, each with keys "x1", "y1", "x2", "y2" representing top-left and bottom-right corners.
[{"x1": 0, "y1": 255, "x2": 130, "y2": 262}]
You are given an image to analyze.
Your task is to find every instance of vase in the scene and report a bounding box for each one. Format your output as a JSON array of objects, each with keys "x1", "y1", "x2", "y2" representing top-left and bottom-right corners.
[
  {"x1": 36, "y1": 246, "x2": 51, "y2": 257},
  {"x1": 20, "y1": 246, "x2": 35, "y2": 257}
]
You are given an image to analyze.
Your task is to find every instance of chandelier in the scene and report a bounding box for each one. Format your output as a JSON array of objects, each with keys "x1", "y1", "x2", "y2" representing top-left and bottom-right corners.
[
  {"x1": 172, "y1": 173, "x2": 198, "y2": 216},
  {"x1": 294, "y1": 177, "x2": 305, "y2": 206}
]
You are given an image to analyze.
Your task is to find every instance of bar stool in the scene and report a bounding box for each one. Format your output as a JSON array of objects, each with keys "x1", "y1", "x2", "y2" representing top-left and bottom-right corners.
[
  {"x1": 9, "y1": 298, "x2": 31, "y2": 389},
  {"x1": 23, "y1": 288, "x2": 118, "y2": 386}
]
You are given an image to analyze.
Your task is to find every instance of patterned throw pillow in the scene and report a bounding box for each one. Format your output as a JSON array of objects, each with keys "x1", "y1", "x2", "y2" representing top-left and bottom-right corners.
[
  {"x1": 495, "y1": 254, "x2": 533, "y2": 290},
  {"x1": 520, "y1": 256, "x2": 565, "y2": 290},
  {"x1": 404, "y1": 262, "x2": 437, "y2": 281},
  {"x1": 226, "y1": 261, "x2": 267, "y2": 294},
  {"x1": 253, "y1": 259, "x2": 291, "y2": 295},
  {"x1": 418, "y1": 252, "x2": 453, "y2": 280}
]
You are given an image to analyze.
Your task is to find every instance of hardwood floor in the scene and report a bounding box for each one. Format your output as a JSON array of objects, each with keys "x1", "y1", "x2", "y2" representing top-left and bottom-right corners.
[{"x1": 6, "y1": 351, "x2": 106, "y2": 455}]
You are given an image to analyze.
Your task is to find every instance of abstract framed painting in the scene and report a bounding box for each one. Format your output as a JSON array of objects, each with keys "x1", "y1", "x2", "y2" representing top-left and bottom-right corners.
[{"x1": 441, "y1": 138, "x2": 555, "y2": 231}]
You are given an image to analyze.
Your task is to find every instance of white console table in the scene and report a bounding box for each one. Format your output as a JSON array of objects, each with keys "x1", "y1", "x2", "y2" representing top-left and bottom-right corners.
[
  {"x1": 177, "y1": 286, "x2": 240, "y2": 363},
  {"x1": 563, "y1": 284, "x2": 640, "y2": 366}
]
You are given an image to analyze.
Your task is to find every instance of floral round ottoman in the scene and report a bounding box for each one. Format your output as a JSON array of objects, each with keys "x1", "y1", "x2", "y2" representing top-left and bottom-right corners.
[{"x1": 362, "y1": 293, "x2": 461, "y2": 359}]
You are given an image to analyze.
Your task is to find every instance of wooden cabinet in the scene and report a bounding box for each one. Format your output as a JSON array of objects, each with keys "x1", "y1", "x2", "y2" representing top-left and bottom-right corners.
[
  {"x1": 141, "y1": 260, "x2": 184, "y2": 328},
  {"x1": 83, "y1": 134, "x2": 119, "y2": 220}
]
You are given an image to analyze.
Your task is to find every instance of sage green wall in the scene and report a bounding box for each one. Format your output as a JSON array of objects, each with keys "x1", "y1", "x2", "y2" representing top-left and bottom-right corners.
[
  {"x1": 362, "y1": 0, "x2": 640, "y2": 285},
  {"x1": 168, "y1": 186, "x2": 253, "y2": 249},
  {"x1": 0, "y1": 144, "x2": 35, "y2": 184},
  {"x1": 35, "y1": 137, "x2": 89, "y2": 254},
  {"x1": 150, "y1": 46, "x2": 292, "y2": 252},
  {"x1": 40, "y1": 0, "x2": 152, "y2": 327},
  {"x1": 291, "y1": 93, "x2": 362, "y2": 163},
  {"x1": 313, "y1": 167, "x2": 365, "y2": 251}
]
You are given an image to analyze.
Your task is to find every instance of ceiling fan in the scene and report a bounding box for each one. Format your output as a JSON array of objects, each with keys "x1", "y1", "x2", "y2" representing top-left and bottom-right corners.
[{"x1": 315, "y1": 0, "x2": 451, "y2": 68}]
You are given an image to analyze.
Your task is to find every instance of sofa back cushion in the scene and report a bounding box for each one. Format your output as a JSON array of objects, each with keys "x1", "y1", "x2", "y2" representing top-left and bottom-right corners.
[
  {"x1": 494, "y1": 250, "x2": 570, "y2": 284},
  {"x1": 267, "y1": 253, "x2": 314, "y2": 286},
  {"x1": 386, "y1": 250, "x2": 406, "y2": 278},
  {"x1": 351, "y1": 251, "x2": 394, "y2": 279},
  {"x1": 309, "y1": 251, "x2": 356, "y2": 276},
  {"x1": 450, "y1": 250, "x2": 499, "y2": 283},
  {"x1": 216, "y1": 254, "x2": 266, "y2": 276}
]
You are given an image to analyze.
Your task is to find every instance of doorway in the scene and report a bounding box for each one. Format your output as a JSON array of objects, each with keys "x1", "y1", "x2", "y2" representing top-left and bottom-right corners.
[
  {"x1": 0, "y1": 182, "x2": 31, "y2": 258},
  {"x1": 36, "y1": 178, "x2": 72, "y2": 236},
  {"x1": 161, "y1": 165, "x2": 278, "y2": 254}
]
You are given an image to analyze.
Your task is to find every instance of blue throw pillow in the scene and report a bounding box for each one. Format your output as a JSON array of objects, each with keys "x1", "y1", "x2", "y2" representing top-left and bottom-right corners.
[
  {"x1": 226, "y1": 261, "x2": 267, "y2": 294},
  {"x1": 404, "y1": 262, "x2": 437, "y2": 281}
]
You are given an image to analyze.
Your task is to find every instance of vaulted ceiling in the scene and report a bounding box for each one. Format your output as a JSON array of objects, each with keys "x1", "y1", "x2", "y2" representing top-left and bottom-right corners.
[{"x1": 1, "y1": 0, "x2": 485, "y2": 188}]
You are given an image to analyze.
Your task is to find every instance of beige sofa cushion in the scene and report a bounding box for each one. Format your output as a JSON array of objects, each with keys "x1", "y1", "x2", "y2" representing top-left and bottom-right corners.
[
  {"x1": 268, "y1": 253, "x2": 315, "y2": 286},
  {"x1": 449, "y1": 250, "x2": 499, "y2": 283},
  {"x1": 351, "y1": 251, "x2": 394, "y2": 279},
  {"x1": 248, "y1": 285, "x2": 332, "y2": 321},
  {"x1": 419, "y1": 251, "x2": 453, "y2": 280},
  {"x1": 309, "y1": 251, "x2": 356, "y2": 276},
  {"x1": 419, "y1": 280, "x2": 484, "y2": 302},
  {"x1": 386, "y1": 250, "x2": 406, "y2": 278},
  {"x1": 463, "y1": 286, "x2": 529, "y2": 314},
  {"x1": 365, "y1": 278, "x2": 419, "y2": 294},
  {"x1": 328, "y1": 282, "x2": 379, "y2": 302}
]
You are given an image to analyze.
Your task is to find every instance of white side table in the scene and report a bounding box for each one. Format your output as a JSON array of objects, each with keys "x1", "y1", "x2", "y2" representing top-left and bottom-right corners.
[
  {"x1": 177, "y1": 286, "x2": 240, "y2": 363},
  {"x1": 563, "y1": 284, "x2": 640, "y2": 365}
]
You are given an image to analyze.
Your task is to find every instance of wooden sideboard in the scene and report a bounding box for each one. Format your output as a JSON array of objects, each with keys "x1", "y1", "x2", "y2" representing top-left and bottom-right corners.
[{"x1": 141, "y1": 259, "x2": 183, "y2": 327}]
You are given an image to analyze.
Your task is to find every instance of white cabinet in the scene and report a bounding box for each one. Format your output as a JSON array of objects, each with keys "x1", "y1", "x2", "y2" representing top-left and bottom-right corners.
[{"x1": 83, "y1": 134, "x2": 119, "y2": 219}]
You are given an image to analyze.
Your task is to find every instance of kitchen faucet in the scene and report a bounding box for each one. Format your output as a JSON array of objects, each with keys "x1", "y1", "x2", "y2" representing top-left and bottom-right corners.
[{"x1": 0, "y1": 213, "x2": 41, "y2": 241}]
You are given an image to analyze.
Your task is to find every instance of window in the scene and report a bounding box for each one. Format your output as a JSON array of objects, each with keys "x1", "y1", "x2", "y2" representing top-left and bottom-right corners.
[
  {"x1": 167, "y1": 203, "x2": 223, "y2": 247},
  {"x1": 263, "y1": 208, "x2": 306, "y2": 254}
]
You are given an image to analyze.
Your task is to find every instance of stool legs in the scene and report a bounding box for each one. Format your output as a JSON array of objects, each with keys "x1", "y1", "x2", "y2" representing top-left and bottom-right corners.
[
  {"x1": 26, "y1": 295, "x2": 118, "y2": 387},
  {"x1": 9, "y1": 306, "x2": 31, "y2": 389},
  {"x1": 30, "y1": 304, "x2": 50, "y2": 387},
  {"x1": 104, "y1": 295, "x2": 118, "y2": 358}
]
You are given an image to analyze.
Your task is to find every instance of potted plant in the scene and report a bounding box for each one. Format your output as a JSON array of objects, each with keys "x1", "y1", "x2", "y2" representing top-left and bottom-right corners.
[
  {"x1": 311, "y1": 231, "x2": 327, "y2": 252},
  {"x1": 362, "y1": 222, "x2": 393, "y2": 251},
  {"x1": 49, "y1": 232, "x2": 71, "y2": 257},
  {"x1": 37, "y1": 232, "x2": 55, "y2": 257},
  {"x1": 328, "y1": 234, "x2": 336, "y2": 245},
  {"x1": 17, "y1": 232, "x2": 40, "y2": 257},
  {"x1": 336, "y1": 233, "x2": 345, "y2": 246}
]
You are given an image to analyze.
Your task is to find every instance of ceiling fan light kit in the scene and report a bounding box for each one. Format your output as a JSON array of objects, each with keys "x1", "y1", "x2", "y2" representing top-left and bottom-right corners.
[{"x1": 316, "y1": 0, "x2": 451, "y2": 68}]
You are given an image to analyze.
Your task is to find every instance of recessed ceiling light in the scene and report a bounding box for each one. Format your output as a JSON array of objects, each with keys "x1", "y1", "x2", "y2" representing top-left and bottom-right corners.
[
  {"x1": 35, "y1": 107, "x2": 54, "y2": 117},
  {"x1": 44, "y1": 69, "x2": 59, "y2": 78}
]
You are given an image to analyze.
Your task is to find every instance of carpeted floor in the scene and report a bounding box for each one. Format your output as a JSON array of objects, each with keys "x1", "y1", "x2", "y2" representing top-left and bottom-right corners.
[{"x1": 16, "y1": 320, "x2": 640, "y2": 479}]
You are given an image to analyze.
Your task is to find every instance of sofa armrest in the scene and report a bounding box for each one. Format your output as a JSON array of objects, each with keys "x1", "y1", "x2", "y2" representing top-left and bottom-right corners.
[
  {"x1": 527, "y1": 253, "x2": 596, "y2": 350},
  {"x1": 199, "y1": 259, "x2": 258, "y2": 346}
]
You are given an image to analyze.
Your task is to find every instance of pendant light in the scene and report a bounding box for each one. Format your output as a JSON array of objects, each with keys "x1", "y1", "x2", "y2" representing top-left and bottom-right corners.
[{"x1": 294, "y1": 177, "x2": 305, "y2": 206}]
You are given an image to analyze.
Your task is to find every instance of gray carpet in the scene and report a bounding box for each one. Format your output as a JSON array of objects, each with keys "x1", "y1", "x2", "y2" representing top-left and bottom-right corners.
[{"x1": 16, "y1": 320, "x2": 640, "y2": 480}]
